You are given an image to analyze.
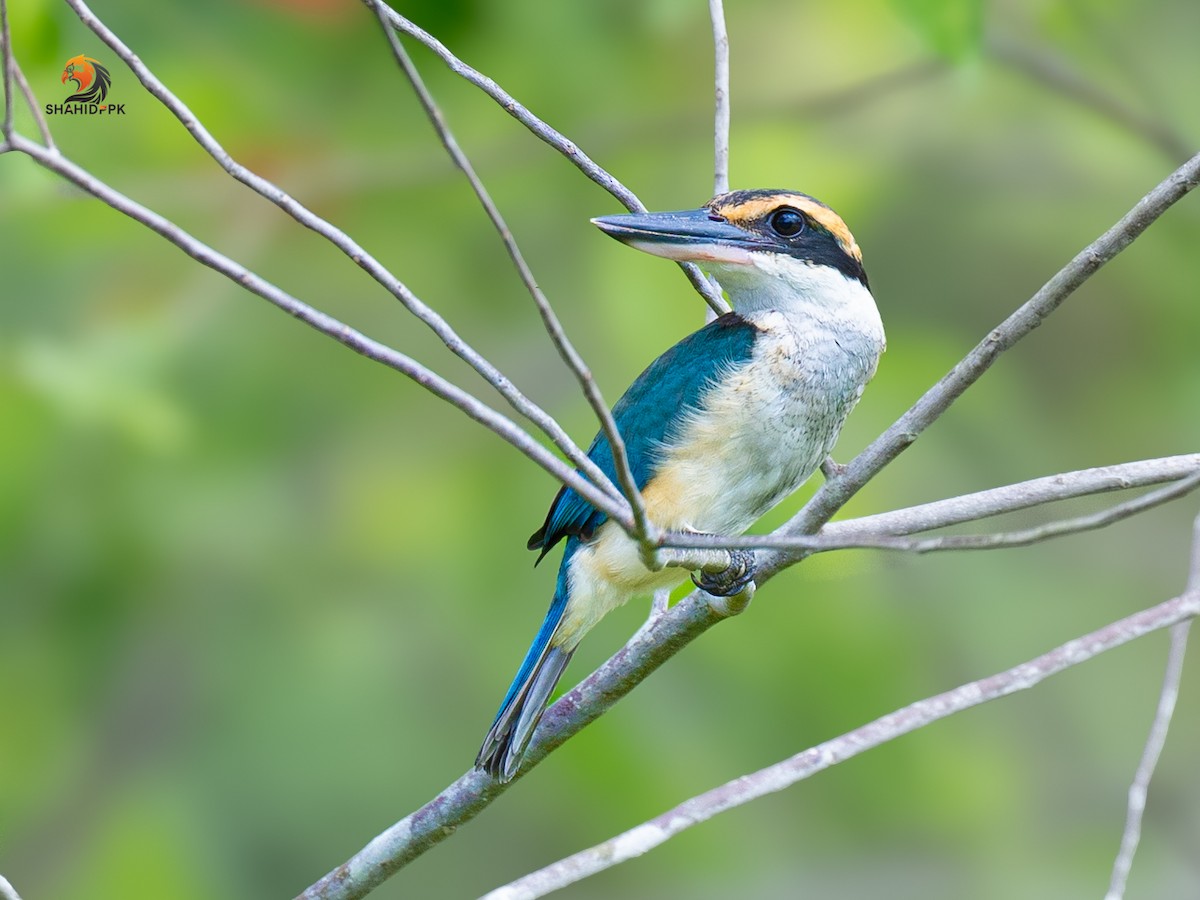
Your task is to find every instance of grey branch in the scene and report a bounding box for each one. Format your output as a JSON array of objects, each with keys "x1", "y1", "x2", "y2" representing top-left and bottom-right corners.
[
  {"x1": 61, "y1": 0, "x2": 623, "y2": 505},
  {"x1": 0, "y1": 875, "x2": 24, "y2": 900},
  {"x1": 370, "y1": 3, "x2": 653, "y2": 545},
  {"x1": 369, "y1": 1, "x2": 730, "y2": 317},
  {"x1": 8, "y1": 133, "x2": 630, "y2": 532},
  {"x1": 488, "y1": 582, "x2": 1200, "y2": 899},
  {"x1": 656, "y1": 460, "x2": 1200, "y2": 552},
  {"x1": 1104, "y1": 516, "x2": 1199, "y2": 899}
]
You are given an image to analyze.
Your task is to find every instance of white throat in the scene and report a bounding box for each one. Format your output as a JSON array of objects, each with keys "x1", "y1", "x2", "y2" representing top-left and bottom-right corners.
[{"x1": 710, "y1": 254, "x2": 885, "y2": 350}]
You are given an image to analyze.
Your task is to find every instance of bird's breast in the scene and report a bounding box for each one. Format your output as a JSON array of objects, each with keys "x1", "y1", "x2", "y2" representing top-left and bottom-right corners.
[{"x1": 641, "y1": 310, "x2": 882, "y2": 536}]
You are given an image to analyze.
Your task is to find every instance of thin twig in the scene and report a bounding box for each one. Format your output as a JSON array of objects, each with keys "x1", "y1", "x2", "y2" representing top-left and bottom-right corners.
[
  {"x1": 658, "y1": 467, "x2": 1200, "y2": 553},
  {"x1": 0, "y1": 0, "x2": 14, "y2": 140},
  {"x1": 369, "y1": 1, "x2": 730, "y2": 317},
  {"x1": 487, "y1": 587, "x2": 1200, "y2": 899},
  {"x1": 988, "y1": 34, "x2": 1194, "y2": 163},
  {"x1": 9, "y1": 133, "x2": 631, "y2": 531},
  {"x1": 759, "y1": 148, "x2": 1200, "y2": 579},
  {"x1": 708, "y1": 0, "x2": 730, "y2": 197},
  {"x1": 298, "y1": 153, "x2": 1200, "y2": 898},
  {"x1": 61, "y1": 0, "x2": 620, "y2": 503},
  {"x1": 1104, "y1": 514, "x2": 1200, "y2": 900},
  {"x1": 703, "y1": 0, "x2": 730, "y2": 323},
  {"x1": 371, "y1": 3, "x2": 654, "y2": 544},
  {"x1": 12, "y1": 59, "x2": 54, "y2": 149}
]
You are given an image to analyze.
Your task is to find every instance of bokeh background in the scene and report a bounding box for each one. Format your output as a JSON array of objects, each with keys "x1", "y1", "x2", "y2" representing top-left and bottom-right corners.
[{"x1": 2, "y1": 0, "x2": 1198, "y2": 897}]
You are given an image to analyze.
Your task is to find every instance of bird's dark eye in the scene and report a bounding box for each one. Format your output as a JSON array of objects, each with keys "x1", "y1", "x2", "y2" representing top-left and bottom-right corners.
[{"x1": 768, "y1": 207, "x2": 806, "y2": 238}]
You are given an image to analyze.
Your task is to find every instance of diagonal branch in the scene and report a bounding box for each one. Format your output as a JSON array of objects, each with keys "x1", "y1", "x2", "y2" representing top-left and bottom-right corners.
[
  {"x1": 61, "y1": 0, "x2": 622, "y2": 506},
  {"x1": 8, "y1": 133, "x2": 631, "y2": 531},
  {"x1": 0, "y1": 874, "x2": 24, "y2": 900},
  {"x1": 370, "y1": 2, "x2": 654, "y2": 544},
  {"x1": 369, "y1": 1, "x2": 730, "y2": 316},
  {"x1": 297, "y1": 151, "x2": 1200, "y2": 899},
  {"x1": 487, "y1": 581, "x2": 1200, "y2": 899}
]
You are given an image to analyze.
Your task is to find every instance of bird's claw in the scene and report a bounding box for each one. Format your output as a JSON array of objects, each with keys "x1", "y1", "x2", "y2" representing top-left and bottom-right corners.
[{"x1": 692, "y1": 548, "x2": 757, "y2": 597}]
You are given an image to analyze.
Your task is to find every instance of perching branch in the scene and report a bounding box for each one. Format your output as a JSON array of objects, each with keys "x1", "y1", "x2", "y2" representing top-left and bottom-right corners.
[
  {"x1": 658, "y1": 462, "x2": 1200, "y2": 553},
  {"x1": 488, "y1": 551, "x2": 1200, "y2": 899},
  {"x1": 369, "y1": 1, "x2": 655, "y2": 546},
  {"x1": 369, "y1": 1, "x2": 731, "y2": 317},
  {"x1": 297, "y1": 149, "x2": 1200, "y2": 900}
]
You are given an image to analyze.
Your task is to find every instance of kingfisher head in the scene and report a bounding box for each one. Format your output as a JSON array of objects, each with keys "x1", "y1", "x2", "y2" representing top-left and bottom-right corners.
[{"x1": 593, "y1": 189, "x2": 873, "y2": 319}]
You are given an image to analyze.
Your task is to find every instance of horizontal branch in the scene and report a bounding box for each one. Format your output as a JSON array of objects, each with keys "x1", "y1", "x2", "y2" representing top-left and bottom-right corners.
[
  {"x1": 9, "y1": 134, "x2": 631, "y2": 532},
  {"x1": 656, "y1": 457, "x2": 1200, "y2": 552},
  {"x1": 62, "y1": 0, "x2": 621, "y2": 504},
  {"x1": 369, "y1": 1, "x2": 730, "y2": 316},
  {"x1": 489, "y1": 584, "x2": 1200, "y2": 898}
]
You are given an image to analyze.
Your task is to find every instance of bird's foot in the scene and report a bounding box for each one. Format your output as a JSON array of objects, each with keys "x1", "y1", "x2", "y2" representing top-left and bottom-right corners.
[
  {"x1": 821, "y1": 456, "x2": 847, "y2": 479},
  {"x1": 692, "y1": 547, "x2": 757, "y2": 597}
]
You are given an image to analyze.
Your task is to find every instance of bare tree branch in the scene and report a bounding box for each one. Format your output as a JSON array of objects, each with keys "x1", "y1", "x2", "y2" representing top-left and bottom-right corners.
[
  {"x1": 8, "y1": 133, "x2": 631, "y2": 532},
  {"x1": 1104, "y1": 516, "x2": 1199, "y2": 899},
  {"x1": 659, "y1": 464, "x2": 1200, "y2": 553},
  {"x1": 988, "y1": 33, "x2": 1194, "y2": 163},
  {"x1": 488, "y1": 582, "x2": 1200, "y2": 899},
  {"x1": 370, "y1": 2, "x2": 654, "y2": 545},
  {"x1": 61, "y1": 0, "x2": 623, "y2": 505},
  {"x1": 822, "y1": 455, "x2": 1200, "y2": 540},
  {"x1": 369, "y1": 1, "x2": 730, "y2": 317},
  {"x1": 0, "y1": 874, "x2": 24, "y2": 900}
]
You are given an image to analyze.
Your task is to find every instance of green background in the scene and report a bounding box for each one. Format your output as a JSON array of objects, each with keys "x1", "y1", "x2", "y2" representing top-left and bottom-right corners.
[{"x1": 2, "y1": 0, "x2": 1198, "y2": 897}]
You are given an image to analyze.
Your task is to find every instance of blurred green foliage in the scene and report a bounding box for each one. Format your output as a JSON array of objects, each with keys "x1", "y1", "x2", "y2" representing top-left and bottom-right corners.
[{"x1": 2, "y1": 1, "x2": 1199, "y2": 898}]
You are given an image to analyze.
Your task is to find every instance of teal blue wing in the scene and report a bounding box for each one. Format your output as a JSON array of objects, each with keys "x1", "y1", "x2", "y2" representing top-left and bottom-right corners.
[{"x1": 528, "y1": 312, "x2": 758, "y2": 561}]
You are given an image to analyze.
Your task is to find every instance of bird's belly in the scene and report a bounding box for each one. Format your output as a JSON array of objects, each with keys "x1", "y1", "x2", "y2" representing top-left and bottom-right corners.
[{"x1": 642, "y1": 334, "x2": 870, "y2": 536}]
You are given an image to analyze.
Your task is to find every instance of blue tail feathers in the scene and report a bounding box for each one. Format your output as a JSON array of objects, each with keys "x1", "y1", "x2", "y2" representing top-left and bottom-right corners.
[{"x1": 476, "y1": 554, "x2": 576, "y2": 782}]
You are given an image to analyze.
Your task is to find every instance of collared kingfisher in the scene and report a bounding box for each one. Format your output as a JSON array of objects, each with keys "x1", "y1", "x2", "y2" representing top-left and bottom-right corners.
[{"x1": 477, "y1": 189, "x2": 885, "y2": 782}]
